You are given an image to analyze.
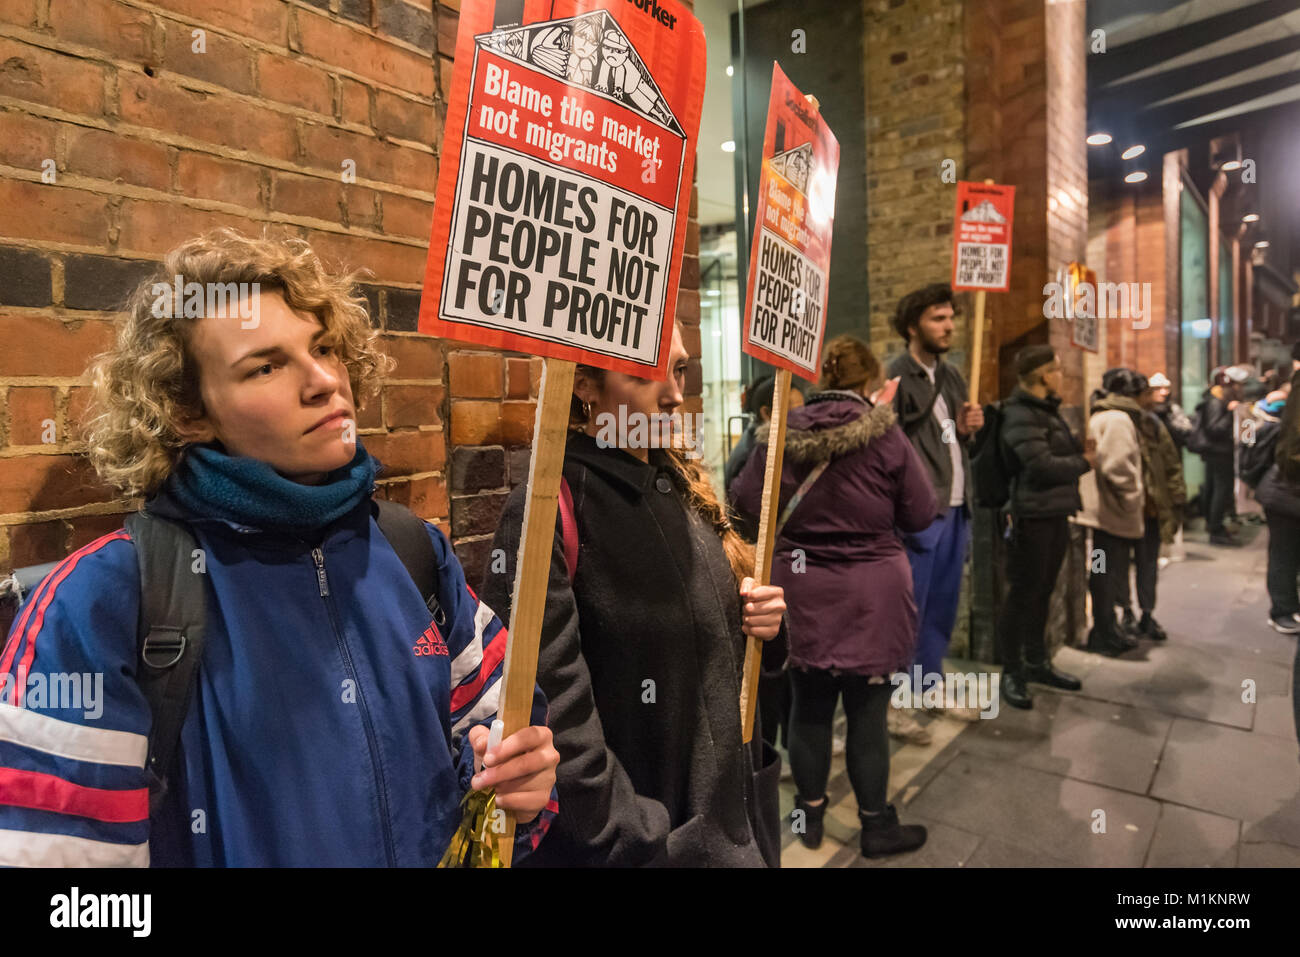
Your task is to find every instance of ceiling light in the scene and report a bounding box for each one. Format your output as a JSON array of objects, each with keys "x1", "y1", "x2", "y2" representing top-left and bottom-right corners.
[
  {"x1": 1121, "y1": 145, "x2": 1145, "y2": 160},
  {"x1": 726, "y1": 65, "x2": 734, "y2": 77},
  {"x1": 1125, "y1": 171, "x2": 1148, "y2": 184},
  {"x1": 1086, "y1": 133, "x2": 1112, "y2": 146},
  {"x1": 721, "y1": 140, "x2": 736, "y2": 153}
]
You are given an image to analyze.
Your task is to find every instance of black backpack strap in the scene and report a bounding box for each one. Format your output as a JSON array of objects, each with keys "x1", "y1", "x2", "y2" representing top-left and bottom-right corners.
[
  {"x1": 373, "y1": 499, "x2": 445, "y2": 627},
  {"x1": 124, "y1": 510, "x2": 207, "y2": 817}
]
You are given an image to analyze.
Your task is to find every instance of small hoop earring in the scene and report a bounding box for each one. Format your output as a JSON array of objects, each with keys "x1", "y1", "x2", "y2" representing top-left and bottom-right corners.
[{"x1": 582, "y1": 400, "x2": 592, "y2": 419}]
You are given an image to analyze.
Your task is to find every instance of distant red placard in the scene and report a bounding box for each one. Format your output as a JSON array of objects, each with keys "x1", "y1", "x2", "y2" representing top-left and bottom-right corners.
[
  {"x1": 741, "y1": 64, "x2": 839, "y2": 384},
  {"x1": 951, "y1": 181, "x2": 1015, "y2": 293},
  {"x1": 418, "y1": 0, "x2": 705, "y2": 379}
]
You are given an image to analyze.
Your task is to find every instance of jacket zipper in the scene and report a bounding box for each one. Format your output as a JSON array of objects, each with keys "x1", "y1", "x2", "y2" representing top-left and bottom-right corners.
[{"x1": 312, "y1": 546, "x2": 398, "y2": 866}]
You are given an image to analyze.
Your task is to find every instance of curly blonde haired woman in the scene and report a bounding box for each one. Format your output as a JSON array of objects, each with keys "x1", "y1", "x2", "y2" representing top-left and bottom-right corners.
[{"x1": 0, "y1": 230, "x2": 557, "y2": 867}]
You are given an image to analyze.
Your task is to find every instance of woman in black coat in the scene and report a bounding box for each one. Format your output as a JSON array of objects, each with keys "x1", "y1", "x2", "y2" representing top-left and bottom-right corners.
[{"x1": 481, "y1": 327, "x2": 787, "y2": 867}]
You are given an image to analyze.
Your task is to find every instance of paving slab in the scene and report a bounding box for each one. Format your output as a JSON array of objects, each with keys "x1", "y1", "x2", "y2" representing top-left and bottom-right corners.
[
  {"x1": 1070, "y1": 641, "x2": 1290, "y2": 730},
  {"x1": 1253, "y1": 691, "x2": 1298, "y2": 743},
  {"x1": 962, "y1": 692, "x2": 1173, "y2": 794},
  {"x1": 1238, "y1": 841, "x2": 1300, "y2": 866},
  {"x1": 964, "y1": 835, "x2": 1074, "y2": 867},
  {"x1": 1150, "y1": 718, "x2": 1300, "y2": 844},
  {"x1": 905, "y1": 752, "x2": 1161, "y2": 866},
  {"x1": 1143, "y1": 803, "x2": 1240, "y2": 867}
]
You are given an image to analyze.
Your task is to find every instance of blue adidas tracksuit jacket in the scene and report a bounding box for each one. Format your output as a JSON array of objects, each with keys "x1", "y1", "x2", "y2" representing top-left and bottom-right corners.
[{"x1": 0, "y1": 493, "x2": 554, "y2": 866}]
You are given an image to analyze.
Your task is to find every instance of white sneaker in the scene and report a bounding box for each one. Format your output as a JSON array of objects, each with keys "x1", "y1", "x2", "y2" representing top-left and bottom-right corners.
[
  {"x1": 887, "y1": 708, "x2": 933, "y2": 746},
  {"x1": 1268, "y1": 615, "x2": 1300, "y2": 635}
]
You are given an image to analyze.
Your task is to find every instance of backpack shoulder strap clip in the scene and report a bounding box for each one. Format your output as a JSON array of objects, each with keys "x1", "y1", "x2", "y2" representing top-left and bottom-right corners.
[{"x1": 124, "y1": 510, "x2": 208, "y2": 817}]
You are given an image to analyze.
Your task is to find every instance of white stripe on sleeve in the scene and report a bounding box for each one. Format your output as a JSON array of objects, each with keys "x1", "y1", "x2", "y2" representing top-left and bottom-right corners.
[
  {"x1": 0, "y1": 828, "x2": 149, "y2": 867},
  {"x1": 449, "y1": 601, "x2": 495, "y2": 687},
  {"x1": 0, "y1": 704, "x2": 148, "y2": 769}
]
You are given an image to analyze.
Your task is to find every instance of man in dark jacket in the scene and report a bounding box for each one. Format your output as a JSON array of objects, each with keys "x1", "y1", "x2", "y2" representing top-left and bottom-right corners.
[
  {"x1": 1192, "y1": 367, "x2": 1245, "y2": 545},
  {"x1": 886, "y1": 284, "x2": 983, "y2": 711},
  {"x1": 996, "y1": 345, "x2": 1095, "y2": 709}
]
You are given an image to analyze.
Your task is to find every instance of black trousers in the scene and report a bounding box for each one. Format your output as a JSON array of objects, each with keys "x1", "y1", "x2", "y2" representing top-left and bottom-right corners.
[
  {"x1": 998, "y1": 515, "x2": 1070, "y2": 671},
  {"x1": 1116, "y1": 517, "x2": 1161, "y2": 614},
  {"x1": 1090, "y1": 528, "x2": 1139, "y2": 638},
  {"x1": 758, "y1": 672, "x2": 791, "y2": 750},
  {"x1": 1201, "y1": 453, "x2": 1234, "y2": 534},
  {"x1": 787, "y1": 668, "x2": 892, "y2": 814},
  {"x1": 1264, "y1": 508, "x2": 1300, "y2": 620}
]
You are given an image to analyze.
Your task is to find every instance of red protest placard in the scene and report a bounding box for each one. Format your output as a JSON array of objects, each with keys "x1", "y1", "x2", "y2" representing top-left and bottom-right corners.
[
  {"x1": 419, "y1": 0, "x2": 705, "y2": 379},
  {"x1": 951, "y1": 180, "x2": 1015, "y2": 292},
  {"x1": 741, "y1": 63, "x2": 839, "y2": 383}
]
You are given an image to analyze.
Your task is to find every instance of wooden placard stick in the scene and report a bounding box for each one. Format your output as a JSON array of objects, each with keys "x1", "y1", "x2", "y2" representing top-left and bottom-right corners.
[
  {"x1": 968, "y1": 289, "x2": 987, "y2": 404},
  {"x1": 967, "y1": 177, "x2": 995, "y2": 405},
  {"x1": 496, "y1": 356, "x2": 576, "y2": 867},
  {"x1": 739, "y1": 366, "x2": 792, "y2": 743}
]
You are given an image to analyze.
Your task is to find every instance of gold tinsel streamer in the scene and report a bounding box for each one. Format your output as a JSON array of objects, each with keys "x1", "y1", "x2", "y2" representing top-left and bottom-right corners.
[{"x1": 437, "y1": 788, "x2": 504, "y2": 868}]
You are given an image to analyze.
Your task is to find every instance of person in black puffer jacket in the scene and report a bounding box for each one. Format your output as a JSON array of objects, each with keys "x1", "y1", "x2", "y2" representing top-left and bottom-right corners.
[
  {"x1": 995, "y1": 345, "x2": 1095, "y2": 709},
  {"x1": 1191, "y1": 368, "x2": 1245, "y2": 544}
]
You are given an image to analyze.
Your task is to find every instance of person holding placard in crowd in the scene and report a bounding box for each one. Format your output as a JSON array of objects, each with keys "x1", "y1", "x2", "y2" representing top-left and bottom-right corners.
[
  {"x1": 482, "y1": 325, "x2": 787, "y2": 867},
  {"x1": 886, "y1": 284, "x2": 985, "y2": 737},
  {"x1": 0, "y1": 231, "x2": 559, "y2": 866},
  {"x1": 731, "y1": 335, "x2": 937, "y2": 858}
]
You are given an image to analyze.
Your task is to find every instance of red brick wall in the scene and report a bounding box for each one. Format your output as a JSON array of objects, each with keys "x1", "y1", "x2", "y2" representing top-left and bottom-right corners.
[
  {"x1": 0, "y1": 0, "x2": 702, "y2": 583},
  {"x1": 0, "y1": 0, "x2": 447, "y2": 571},
  {"x1": 1102, "y1": 179, "x2": 1168, "y2": 380}
]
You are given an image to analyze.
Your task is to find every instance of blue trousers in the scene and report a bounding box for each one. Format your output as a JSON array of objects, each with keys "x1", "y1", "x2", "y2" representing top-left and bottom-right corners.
[{"x1": 904, "y1": 505, "x2": 970, "y2": 691}]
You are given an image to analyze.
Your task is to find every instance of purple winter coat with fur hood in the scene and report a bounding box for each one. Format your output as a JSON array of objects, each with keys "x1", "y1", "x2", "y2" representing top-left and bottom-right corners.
[{"x1": 730, "y1": 391, "x2": 938, "y2": 675}]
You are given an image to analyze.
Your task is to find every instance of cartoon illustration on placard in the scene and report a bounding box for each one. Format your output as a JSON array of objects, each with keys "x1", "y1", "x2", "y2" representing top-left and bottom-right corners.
[
  {"x1": 769, "y1": 142, "x2": 814, "y2": 195},
  {"x1": 480, "y1": 11, "x2": 680, "y2": 133}
]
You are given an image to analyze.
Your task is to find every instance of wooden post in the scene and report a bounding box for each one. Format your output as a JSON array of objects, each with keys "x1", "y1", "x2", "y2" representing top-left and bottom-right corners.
[
  {"x1": 739, "y1": 366, "x2": 791, "y2": 743},
  {"x1": 968, "y1": 289, "x2": 987, "y2": 404},
  {"x1": 496, "y1": 357, "x2": 576, "y2": 867},
  {"x1": 967, "y1": 177, "x2": 995, "y2": 405}
]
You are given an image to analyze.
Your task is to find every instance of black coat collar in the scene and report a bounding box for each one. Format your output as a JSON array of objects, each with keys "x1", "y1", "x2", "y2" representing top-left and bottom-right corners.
[
  {"x1": 565, "y1": 430, "x2": 670, "y2": 499},
  {"x1": 1008, "y1": 386, "x2": 1063, "y2": 413}
]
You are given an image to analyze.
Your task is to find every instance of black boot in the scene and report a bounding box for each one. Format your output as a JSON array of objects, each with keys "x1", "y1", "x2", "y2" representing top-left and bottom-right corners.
[
  {"x1": 1119, "y1": 606, "x2": 1140, "y2": 638},
  {"x1": 1139, "y1": 613, "x2": 1167, "y2": 641},
  {"x1": 793, "y1": 795, "x2": 826, "y2": 850},
  {"x1": 1024, "y1": 661, "x2": 1082, "y2": 691},
  {"x1": 1087, "y1": 625, "x2": 1132, "y2": 658},
  {"x1": 859, "y1": 804, "x2": 927, "y2": 858},
  {"x1": 1001, "y1": 670, "x2": 1033, "y2": 709}
]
